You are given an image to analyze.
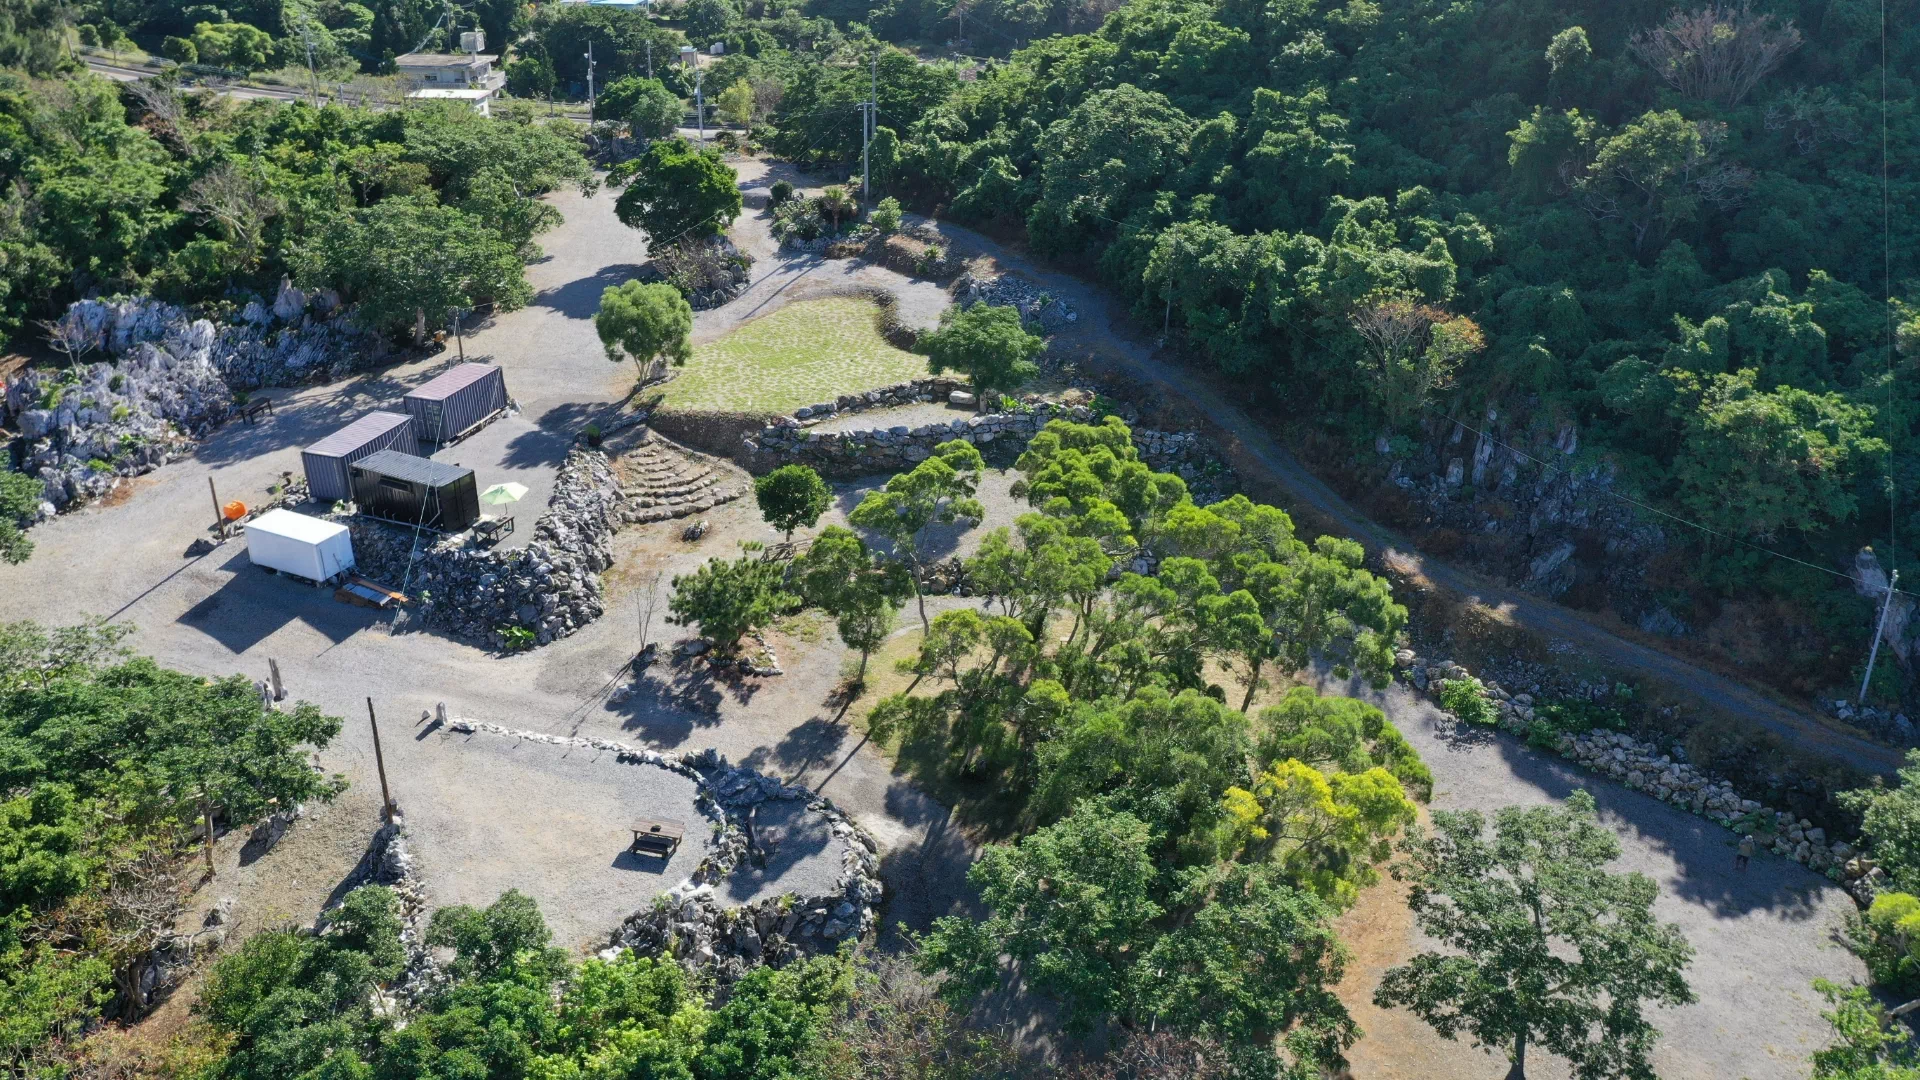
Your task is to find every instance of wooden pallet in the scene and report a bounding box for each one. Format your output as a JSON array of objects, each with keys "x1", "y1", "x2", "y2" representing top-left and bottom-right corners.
[{"x1": 334, "y1": 576, "x2": 408, "y2": 609}]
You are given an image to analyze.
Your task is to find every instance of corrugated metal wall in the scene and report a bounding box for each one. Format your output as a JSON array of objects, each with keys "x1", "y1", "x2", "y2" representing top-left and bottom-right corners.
[
  {"x1": 405, "y1": 365, "x2": 508, "y2": 446},
  {"x1": 301, "y1": 415, "x2": 420, "y2": 502}
]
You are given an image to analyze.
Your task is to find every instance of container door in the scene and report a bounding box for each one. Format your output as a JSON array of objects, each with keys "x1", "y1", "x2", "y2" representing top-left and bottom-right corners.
[{"x1": 420, "y1": 400, "x2": 445, "y2": 442}]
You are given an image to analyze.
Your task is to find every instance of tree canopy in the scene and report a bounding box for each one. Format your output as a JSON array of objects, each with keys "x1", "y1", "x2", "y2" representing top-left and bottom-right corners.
[
  {"x1": 613, "y1": 137, "x2": 743, "y2": 247},
  {"x1": 920, "y1": 303, "x2": 1046, "y2": 409},
  {"x1": 596, "y1": 279, "x2": 694, "y2": 380}
]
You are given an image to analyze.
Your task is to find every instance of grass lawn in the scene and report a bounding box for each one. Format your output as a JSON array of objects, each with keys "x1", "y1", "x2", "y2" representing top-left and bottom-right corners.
[{"x1": 661, "y1": 296, "x2": 932, "y2": 414}]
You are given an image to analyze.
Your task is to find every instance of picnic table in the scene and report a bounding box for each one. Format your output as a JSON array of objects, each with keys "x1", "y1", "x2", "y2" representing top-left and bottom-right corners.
[
  {"x1": 473, "y1": 514, "x2": 515, "y2": 544},
  {"x1": 628, "y1": 818, "x2": 685, "y2": 859},
  {"x1": 242, "y1": 398, "x2": 273, "y2": 424}
]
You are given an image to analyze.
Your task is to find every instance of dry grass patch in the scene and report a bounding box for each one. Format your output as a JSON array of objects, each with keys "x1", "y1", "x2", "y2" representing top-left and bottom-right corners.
[{"x1": 662, "y1": 296, "x2": 929, "y2": 413}]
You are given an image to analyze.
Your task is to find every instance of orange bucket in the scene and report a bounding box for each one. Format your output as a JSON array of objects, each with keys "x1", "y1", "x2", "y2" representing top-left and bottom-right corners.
[{"x1": 222, "y1": 501, "x2": 247, "y2": 521}]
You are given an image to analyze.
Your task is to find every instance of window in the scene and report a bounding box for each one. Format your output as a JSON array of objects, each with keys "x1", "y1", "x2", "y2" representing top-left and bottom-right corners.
[{"x1": 379, "y1": 477, "x2": 413, "y2": 494}]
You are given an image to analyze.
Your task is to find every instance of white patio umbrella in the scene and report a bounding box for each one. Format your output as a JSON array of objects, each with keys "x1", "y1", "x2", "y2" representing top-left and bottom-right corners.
[{"x1": 479, "y1": 482, "x2": 528, "y2": 506}]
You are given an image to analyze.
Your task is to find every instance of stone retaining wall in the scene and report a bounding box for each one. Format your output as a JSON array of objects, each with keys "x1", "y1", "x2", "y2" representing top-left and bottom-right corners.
[
  {"x1": 1402, "y1": 649, "x2": 1886, "y2": 903},
  {"x1": 745, "y1": 401, "x2": 1094, "y2": 476}
]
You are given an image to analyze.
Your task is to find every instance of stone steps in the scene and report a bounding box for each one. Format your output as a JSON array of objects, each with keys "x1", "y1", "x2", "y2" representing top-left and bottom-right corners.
[{"x1": 614, "y1": 440, "x2": 745, "y2": 524}]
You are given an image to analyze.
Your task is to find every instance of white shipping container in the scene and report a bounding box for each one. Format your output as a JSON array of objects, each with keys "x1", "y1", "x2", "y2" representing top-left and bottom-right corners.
[{"x1": 245, "y1": 509, "x2": 356, "y2": 583}]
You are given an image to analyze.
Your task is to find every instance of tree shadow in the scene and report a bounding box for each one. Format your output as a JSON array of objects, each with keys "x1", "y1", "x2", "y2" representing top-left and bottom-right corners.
[
  {"x1": 607, "y1": 660, "x2": 728, "y2": 747},
  {"x1": 534, "y1": 263, "x2": 650, "y2": 319},
  {"x1": 722, "y1": 800, "x2": 834, "y2": 903}
]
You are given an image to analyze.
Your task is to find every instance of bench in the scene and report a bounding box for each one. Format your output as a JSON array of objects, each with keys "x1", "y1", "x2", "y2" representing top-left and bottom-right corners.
[
  {"x1": 628, "y1": 818, "x2": 685, "y2": 859},
  {"x1": 242, "y1": 398, "x2": 273, "y2": 424},
  {"x1": 473, "y1": 515, "x2": 515, "y2": 544}
]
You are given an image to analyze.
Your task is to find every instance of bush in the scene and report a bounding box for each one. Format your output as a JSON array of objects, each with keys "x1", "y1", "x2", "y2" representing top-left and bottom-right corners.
[
  {"x1": 1525, "y1": 699, "x2": 1628, "y2": 749},
  {"x1": 161, "y1": 35, "x2": 197, "y2": 63},
  {"x1": 1850, "y1": 892, "x2": 1920, "y2": 992},
  {"x1": 1438, "y1": 678, "x2": 1496, "y2": 726},
  {"x1": 772, "y1": 197, "x2": 824, "y2": 241},
  {"x1": 769, "y1": 179, "x2": 794, "y2": 207},
  {"x1": 914, "y1": 244, "x2": 947, "y2": 276},
  {"x1": 870, "y1": 196, "x2": 903, "y2": 235}
]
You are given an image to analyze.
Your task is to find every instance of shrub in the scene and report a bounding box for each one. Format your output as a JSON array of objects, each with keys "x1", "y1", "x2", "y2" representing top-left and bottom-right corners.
[
  {"x1": 1438, "y1": 677, "x2": 1496, "y2": 726},
  {"x1": 1526, "y1": 699, "x2": 1628, "y2": 749},
  {"x1": 870, "y1": 196, "x2": 903, "y2": 235},
  {"x1": 772, "y1": 197, "x2": 824, "y2": 241},
  {"x1": 76, "y1": 23, "x2": 101, "y2": 46},
  {"x1": 769, "y1": 179, "x2": 794, "y2": 207},
  {"x1": 914, "y1": 244, "x2": 947, "y2": 276},
  {"x1": 1850, "y1": 892, "x2": 1920, "y2": 991},
  {"x1": 497, "y1": 624, "x2": 536, "y2": 650},
  {"x1": 109, "y1": 404, "x2": 129, "y2": 422}
]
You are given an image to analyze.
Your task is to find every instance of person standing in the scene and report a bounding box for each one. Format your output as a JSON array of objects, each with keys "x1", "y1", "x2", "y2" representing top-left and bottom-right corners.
[{"x1": 1735, "y1": 834, "x2": 1755, "y2": 871}]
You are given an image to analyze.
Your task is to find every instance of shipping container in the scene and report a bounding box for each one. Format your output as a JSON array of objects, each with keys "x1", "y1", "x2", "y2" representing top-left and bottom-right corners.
[
  {"x1": 301, "y1": 411, "x2": 419, "y2": 502},
  {"x1": 349, "y1": 450, "x2": 481, "y2": 532},
  {"x1": 404, "y1": 363, "x2": 508, "y2": 446},
  {"x1": 245, "y1": 509, "x2": 356, "y2": 583}
]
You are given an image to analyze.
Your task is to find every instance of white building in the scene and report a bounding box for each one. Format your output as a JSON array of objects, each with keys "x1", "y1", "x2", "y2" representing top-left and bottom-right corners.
[{"x1": 395, "y1": 51, "x2": 505, "y2": 115}]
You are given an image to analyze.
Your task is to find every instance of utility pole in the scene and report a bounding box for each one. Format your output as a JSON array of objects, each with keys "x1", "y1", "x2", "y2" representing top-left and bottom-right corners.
[
  {"x1": 301, "y1": 18, "x2": 321, "y2": 105},
  {"x1": 367, "y1": 698, "x2": 397, "y2": 822},
  {"x1": 1861, "y1": 568, "x2": 1901, "y2": 703},
  {"x1": 584, "y1": 40, "x2": 597, "y2": 117},
  {"x1": 861, "y1": 50, "x2": 877, "y2": 206},
  {"x1": 695, "y1": 63, "x2": 705, "y2": 146},
  {"x1": 646, "y1": 40, "x2": 653, "y2": 80}
]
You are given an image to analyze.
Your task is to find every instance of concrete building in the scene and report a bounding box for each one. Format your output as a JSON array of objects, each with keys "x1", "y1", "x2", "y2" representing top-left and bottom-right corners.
[{"x1": 395, "y1": 50, "x2": 505, "y2": 115}]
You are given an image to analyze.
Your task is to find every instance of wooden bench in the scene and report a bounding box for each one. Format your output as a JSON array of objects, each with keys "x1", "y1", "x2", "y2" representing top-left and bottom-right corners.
[
  {"x1": 242, "y1": 398, "x2": 273, "y2": 424},
  {"x1": 473, "y1": 515, "x2": 515, "y2": 544},
  {"x1": 628, "y1": 818, "x2": 685, "y2": 859}
]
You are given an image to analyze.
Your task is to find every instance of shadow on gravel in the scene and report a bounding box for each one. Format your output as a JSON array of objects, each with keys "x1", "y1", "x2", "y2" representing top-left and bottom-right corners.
[
  {"x1": 190, "y1": 365, "x2": 452, "y2": 467},
  {"x1": 609, "y1": 664, "x2": 728, "y2": 746},
  {"x1": 535, "y1": 264, "x2": 649, "y2": 319},
  {"x1": 610, "y1": 850, "x2": 670, "y2": 875},
  {"x1": 176, "y1": 548, "x2": 370, "y2": 653},
  {"x1": 873, "y1": 787, "x2": 979, "y2": 944},
  {"x1": 1487, "y1": 733, "x2": 1837, "y2": 922},
  {"x1": 723, "y1": 802, "x2": 832, "y2": 903},
  {"x1": 740, "y1": 715, "x2": 850, "y2": 781}
]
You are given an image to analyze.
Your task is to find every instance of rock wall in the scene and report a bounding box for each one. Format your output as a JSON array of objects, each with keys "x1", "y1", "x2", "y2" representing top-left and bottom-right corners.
[
  {"x1": 343, "y1": 449, "x2": 621, "y2": 648},
  {"x1": 3, "y1": 290, "x2": 376, "y2": 516},
  {"x1": 1377, "y1": 413, "x2": 1669, "y2": 622},
  {"x1": 1400, "y1": 648, "x2": 1886, "y2": 903},
  {"x1": 439, "y1": 721, "x2": 883, "y2": 985},
  {"x1": 745, "y1": 401, "x2": 1094, "y2": 476}
]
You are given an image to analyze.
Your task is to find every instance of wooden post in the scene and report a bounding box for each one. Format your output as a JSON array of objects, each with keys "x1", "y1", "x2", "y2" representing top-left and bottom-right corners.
[
  {"x1": 209, "y1": 476, "x2": 224, "y2": 539},
  {"x1": 367, "y1": 698, "x2": 395, "y2": 822},
  {"x1": 268, "y1": 658, "x2": 285, "y2": 702}
]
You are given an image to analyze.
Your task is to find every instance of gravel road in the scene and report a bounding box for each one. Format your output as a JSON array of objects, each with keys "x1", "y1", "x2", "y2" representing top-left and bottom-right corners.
[{"x1": 1326, "y1": 674, "x2": 1865, "y2": 1080}]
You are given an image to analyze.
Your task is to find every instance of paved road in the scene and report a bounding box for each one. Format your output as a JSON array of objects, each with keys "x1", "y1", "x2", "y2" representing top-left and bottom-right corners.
[{"x1": 901, "y1": 216, "x2": 1903, "y2": 774}]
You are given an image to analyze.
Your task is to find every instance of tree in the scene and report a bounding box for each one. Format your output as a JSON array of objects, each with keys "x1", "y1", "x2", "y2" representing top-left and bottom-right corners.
[
  {"x1": 717, "y1": 78, "x2": 754, "y2": 138},
  {"x1": 870, "y1": 196, "x2": 903, "y2": 235},
  {"x1": 917, "y1": 803, "x2": 1162, "y2": 1033},
  {"x1": 298, "y1": 196, "x2": 530, "y2": 339},
  {"x1": 613, "y1": 138, "x2": 742, "y2": 245},
  {"x1": 595, "y1": 280, "x2": 692, "y2": 382},
  {"x1": 1576, "y1": 111, "x2": 1751, "y2": 257},
  {"x1": 816, "y1": 185, "x2": 856, "y2": 232},
  {"x1": 0, "y1": 471, "x2": 43, "y2": 565},
  {"x1": 754, "y1": 464, "x2": 831, "y2": 542},
  {"x1": 505, "y1": 55, "x2": 556, "y2": 100},
  {"x1": 847, "y1": 440, "x2": 985, "y2": 633},
  {"x1": 1629, "y1": 3, "x2": 1802, "y2": 107},
  {"x1": 1375, "y1": 791, "x2": 1696, "y2": 1080},
  {"x1": 1349, "y1": 296, "x2": 1484, "y2": 428},
  {"x1": 1841, "y1": 751, "x2": 1920, "y2": 895},
  {"x1": 1810, "y1": 978, "x2": 1920, "y2": 1080},
  {"x1": 793, "y1": 526, "x2": 908, "y2": 680},
  {"x1": 667, "y1": 545, "x2": 795, "y2": 654},
  {"x1": 920, "y1": 303, "x2": 1045, "y2": 411},
  {"x1": 597, "y1": 76, "x2": 682, "y2": 138},
  {"x1": 684, "y1": 0, "x2": 738, "y2": 45}
]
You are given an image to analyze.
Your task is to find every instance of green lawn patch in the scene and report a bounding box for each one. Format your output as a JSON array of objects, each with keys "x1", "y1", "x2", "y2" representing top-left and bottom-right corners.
[{"x1": 661, "y1": 296, "x2": 930, "y2": 413}]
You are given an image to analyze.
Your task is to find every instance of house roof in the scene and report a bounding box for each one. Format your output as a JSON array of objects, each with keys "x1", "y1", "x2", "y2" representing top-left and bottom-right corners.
[
  {"x1": 305, "y1": 410, "x2": 413, "y2": 458},
  {"x1": 394, "y1": 52, "x2": 497, "y2": 65},
  {"x1": 247, "y1": 508, "x2": 350, "y2": 545},
  {"x1": 405, "y1": 363, "x2": 501, "y2": 403},
  {"x1": 408, "y1": 88, "x2": 497, "y2": 100},
  {"x1": 351, "y1": 450, "x2": 474, "y2": 487}
]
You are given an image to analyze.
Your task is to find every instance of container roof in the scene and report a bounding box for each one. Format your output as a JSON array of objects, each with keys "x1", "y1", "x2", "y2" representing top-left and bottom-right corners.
[
  {"x1": 405, "y1": 363, "x2": 501, "y2": 403},
  {"x1": 305, "y1": 410, "x2": 413, "y2": 457},
  {"x1": 247, "y1": 508, "x2": 349, "y2": 544},
  {"x1": 352, "y1": 450, "x2": 475, "y2": 487}
]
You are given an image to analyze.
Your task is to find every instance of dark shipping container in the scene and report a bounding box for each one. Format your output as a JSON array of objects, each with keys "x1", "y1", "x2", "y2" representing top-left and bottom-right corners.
[
  {"x1": 404, "y1": 363, "x2": 508, "y2": 446},
  {"x1": 349, "y1": 450, "x2": 481, "y2": 532},
  {"x1": 301, "y1": 411, "x2": 419, "y2": 502}
]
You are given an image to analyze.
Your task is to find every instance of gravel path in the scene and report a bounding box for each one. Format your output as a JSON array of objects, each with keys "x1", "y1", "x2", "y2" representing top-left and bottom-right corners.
[{"x1": 808, "y1": 402, "x2": 976, "y2": 434}]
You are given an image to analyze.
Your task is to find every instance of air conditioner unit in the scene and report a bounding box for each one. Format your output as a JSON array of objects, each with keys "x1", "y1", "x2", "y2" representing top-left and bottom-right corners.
[{"x1": 459, "y1": 30, "x2": 485, "y2": 53}]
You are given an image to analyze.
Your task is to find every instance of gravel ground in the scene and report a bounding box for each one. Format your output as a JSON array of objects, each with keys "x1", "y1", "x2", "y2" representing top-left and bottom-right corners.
[
  {"x1": 396, "y1": 728, "x2": 719, "y2": 950},
  {"x1": 1321, "y1": 674, "x2": 1865, "y2": 1080}
]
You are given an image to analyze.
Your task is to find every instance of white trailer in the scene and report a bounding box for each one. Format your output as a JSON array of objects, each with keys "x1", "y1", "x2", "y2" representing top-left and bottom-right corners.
[{"x1": 245, "y1": 509, "x2": 356, "y2": 584}]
